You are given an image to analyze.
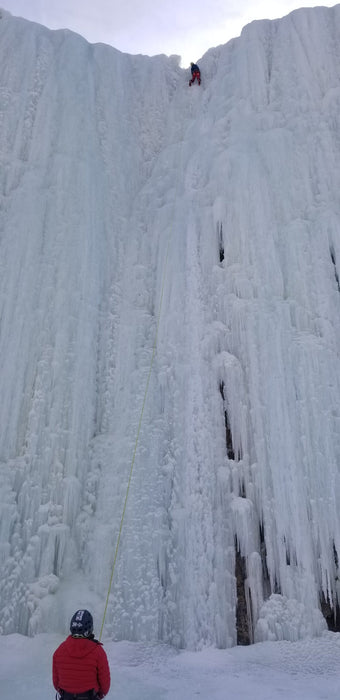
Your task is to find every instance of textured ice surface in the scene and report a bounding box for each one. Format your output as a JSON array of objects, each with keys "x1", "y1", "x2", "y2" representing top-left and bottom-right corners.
[{"x1": 1, "y1": 5, "x2": 340, "y2": 646}]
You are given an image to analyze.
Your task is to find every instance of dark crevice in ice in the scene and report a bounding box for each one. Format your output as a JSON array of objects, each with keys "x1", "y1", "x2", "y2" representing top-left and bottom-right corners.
[
  {"x1": 219, "y1": 381, "x2": 236, "y2": 460},
  {"x1": 320, "y1": 592, "x2": 340, "y2": 632},
  {"x1": 218, "y1": 222, "x2": 224, "y2": 263},
  {"x1": 320, "y1": 542, "x2": 340, "y2": 631},
  {"x1": 330, "y1": 245, "x2": 340, "y2": 292},
  {"x1": 259, "y1": 521, "x2": 272, "y2": 599},
  {"x1": 235, "y1": 542, "x2": 251, "y2": 645}
]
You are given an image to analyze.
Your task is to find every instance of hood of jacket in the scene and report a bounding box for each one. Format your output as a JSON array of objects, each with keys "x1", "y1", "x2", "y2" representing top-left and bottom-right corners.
[{"x1": 62, "y1": 635, "x2": 98, "y2": 659}]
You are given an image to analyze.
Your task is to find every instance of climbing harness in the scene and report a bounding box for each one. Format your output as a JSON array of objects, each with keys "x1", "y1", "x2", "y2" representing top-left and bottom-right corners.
[{"x1": 56, "y1": 692, "x2": 97, "y2": 700}]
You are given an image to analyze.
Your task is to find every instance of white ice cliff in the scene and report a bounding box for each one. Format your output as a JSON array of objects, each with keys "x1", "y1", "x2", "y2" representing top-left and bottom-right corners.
[{"x1": 1, "y1": 4, "x2": 340, "y2": 648}]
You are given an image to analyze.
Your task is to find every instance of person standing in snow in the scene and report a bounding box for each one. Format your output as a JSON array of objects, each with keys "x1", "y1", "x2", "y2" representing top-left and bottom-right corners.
[
  {"x1": 189, "y1": 62, "x2": 201, "y2": 86},
  {"x1": 53, "y1": 610, "x2": 111, "y2": 700}
]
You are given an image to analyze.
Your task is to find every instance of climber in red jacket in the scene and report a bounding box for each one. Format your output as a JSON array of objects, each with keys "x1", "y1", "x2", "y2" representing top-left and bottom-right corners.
[
  {"x1": 53, "y1": 610, "x2": 111, "y2": 700},
  {"x1": 189, "y1": 62, "x2": 201, "y2": 86}
]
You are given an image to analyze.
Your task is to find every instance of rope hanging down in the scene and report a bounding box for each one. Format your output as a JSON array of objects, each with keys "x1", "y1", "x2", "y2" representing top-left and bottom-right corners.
[
  {"x1": 99, "y1": 97, "x2": 187, "y2": 641},
  {"x1": 99, "y1": 237, "x2": 171, "y2": 641}
]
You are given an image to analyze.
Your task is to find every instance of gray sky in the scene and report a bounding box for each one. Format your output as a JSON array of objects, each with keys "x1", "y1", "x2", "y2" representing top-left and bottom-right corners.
[{"x1": 1, "y1": 1, "x2": 337, "y2": 66}]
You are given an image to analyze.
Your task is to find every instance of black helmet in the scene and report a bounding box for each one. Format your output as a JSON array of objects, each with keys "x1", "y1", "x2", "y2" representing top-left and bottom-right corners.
[{"x1": 70, "y1": 609, "x2": 93, "y2": 638}]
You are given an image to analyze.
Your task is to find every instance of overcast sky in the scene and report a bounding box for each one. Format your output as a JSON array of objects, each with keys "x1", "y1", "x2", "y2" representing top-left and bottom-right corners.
[{"x1": 1, "y1": 1, "x2": 338, "y2": 66}]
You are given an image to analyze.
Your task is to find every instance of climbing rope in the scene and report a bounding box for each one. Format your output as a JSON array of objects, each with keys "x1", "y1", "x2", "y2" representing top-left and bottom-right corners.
[
  {"x1": 99, "y1": 234, "x2": 171, "y2": 641},
  {"x1": 98, "y1": 75, "x2": 192, "y2": 642}
]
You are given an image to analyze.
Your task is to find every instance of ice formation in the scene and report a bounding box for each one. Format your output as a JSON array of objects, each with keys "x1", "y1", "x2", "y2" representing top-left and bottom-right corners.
[{"x1": 1, "y1": 5, "x2": 340, "y2": 648}]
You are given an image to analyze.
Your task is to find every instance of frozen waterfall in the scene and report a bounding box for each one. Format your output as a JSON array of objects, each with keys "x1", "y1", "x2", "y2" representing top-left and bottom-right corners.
[{"x1": 1, "y1": 4, "x2": 340, "y2": 648}]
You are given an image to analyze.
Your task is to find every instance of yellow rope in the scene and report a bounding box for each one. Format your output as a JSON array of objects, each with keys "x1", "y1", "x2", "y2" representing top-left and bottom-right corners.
[
  {"x1": 99, "y1": 89, "x2": 189, "y2": 641},
  {"x1": 99, "y1": 235, "x2": 172, "y2": 641}
]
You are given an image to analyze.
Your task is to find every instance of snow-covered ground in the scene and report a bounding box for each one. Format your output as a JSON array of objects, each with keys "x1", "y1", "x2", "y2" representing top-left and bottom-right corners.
[
  {"x1": 1, "y1": 632, "x2": 340, "y2": 700},
  {"x1": 2, "y1": 0, "x2": 340, "y2": 655}
]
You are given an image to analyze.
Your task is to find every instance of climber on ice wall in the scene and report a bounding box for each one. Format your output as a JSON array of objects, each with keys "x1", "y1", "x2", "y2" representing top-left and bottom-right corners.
[{"x1": 189, "y1": 62, "x2": 201, "y2": 86}]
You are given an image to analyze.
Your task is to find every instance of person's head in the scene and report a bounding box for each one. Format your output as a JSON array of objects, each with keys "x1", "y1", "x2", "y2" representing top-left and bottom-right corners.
[
  {"x1": 190, "y1": 62, "x2": 194, "y2": 66},
  {"x1": 70, "y1": 609, "x2": 94, "y2": 638}
]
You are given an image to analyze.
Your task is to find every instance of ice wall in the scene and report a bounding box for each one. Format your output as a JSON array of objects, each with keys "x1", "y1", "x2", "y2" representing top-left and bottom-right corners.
[{"x1": 1, "y1": 5, "x2": 340, "y2": 647}]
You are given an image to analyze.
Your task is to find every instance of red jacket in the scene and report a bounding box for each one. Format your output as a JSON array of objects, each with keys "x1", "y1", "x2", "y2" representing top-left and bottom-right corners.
[{"x1": 53, "y1": 636, "x2": 111, "y2": 697}]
